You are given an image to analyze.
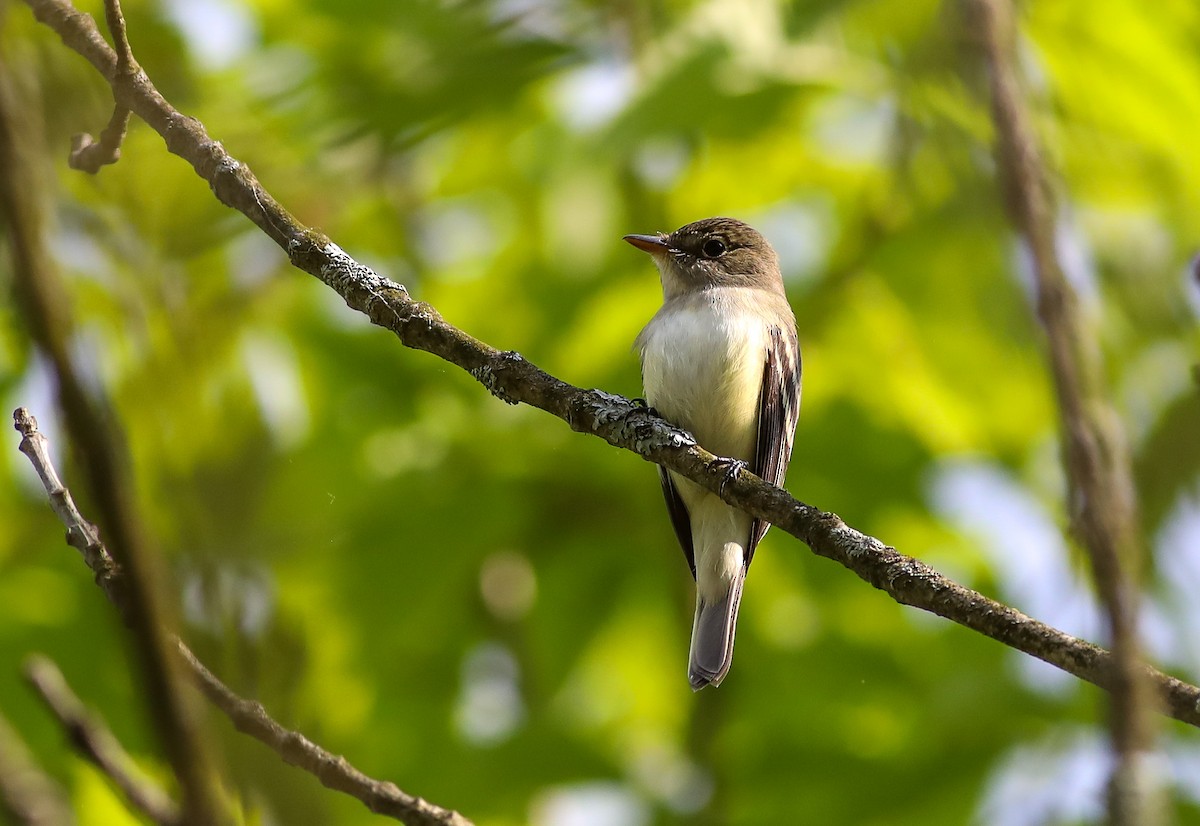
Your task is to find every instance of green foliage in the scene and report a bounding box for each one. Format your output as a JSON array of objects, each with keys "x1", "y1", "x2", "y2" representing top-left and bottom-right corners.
[{"x1": 2, "y1": 0, "x2": 1199, "y2": 824}]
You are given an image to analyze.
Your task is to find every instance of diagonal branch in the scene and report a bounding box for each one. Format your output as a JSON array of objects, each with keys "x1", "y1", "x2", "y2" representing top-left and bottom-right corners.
[
  {"x1": 16, "y1": 0, "x2": 1200, "y2": 731},
  {"x1": 971, "y1": 1, "x2": 1160, "y2": 823},
  {"x1": 12, "y1": 409, "x2": 474, "y2": 826},
  {"x1": 0, "y1": 29, "x2": 222, "y2": 826},
  {"x1": 24, "y1": 656, "x2": 181, "y2": 826},
  {"x1": 0, "y1": 711, "x2": 75, "y2": 826},
  {"x1": 177, "y1": 643, "x2": 473, "y2": 826},
  {"x1": 13, "y1": 407, "x2": 125, "y2": 608}
]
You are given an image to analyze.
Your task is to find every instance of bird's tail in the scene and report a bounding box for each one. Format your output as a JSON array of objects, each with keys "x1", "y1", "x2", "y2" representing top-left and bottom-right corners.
[{"x1": 688, "y1": 566, "x2": 746, "y2": 691}]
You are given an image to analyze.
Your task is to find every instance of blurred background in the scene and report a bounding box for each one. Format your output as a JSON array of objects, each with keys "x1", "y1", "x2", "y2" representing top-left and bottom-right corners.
[{"x1": 2, "y1": 0, "x2": 1200, "y2": 823}]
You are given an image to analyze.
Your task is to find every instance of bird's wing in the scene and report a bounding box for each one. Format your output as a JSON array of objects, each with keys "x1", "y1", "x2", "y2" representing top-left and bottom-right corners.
[
  {"x1": 746, "y1": 324, "x2": 802, "y2": 566},
  {"x1": 659, "y1": 467, "x2": 696, "y2": 578}
]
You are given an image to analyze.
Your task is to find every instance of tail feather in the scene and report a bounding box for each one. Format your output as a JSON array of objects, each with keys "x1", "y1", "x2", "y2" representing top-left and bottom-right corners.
[{"x1": 688, "y1": 567, "x2": 746, "y2": 691}]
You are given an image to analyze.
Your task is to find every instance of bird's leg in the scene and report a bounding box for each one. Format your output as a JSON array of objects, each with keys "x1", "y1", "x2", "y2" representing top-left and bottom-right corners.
[{"x1": 712, "y1": 456, "x2": 750, "y2": 496}]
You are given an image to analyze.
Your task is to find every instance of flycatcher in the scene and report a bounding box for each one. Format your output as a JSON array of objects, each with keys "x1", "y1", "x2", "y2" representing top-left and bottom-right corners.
[{"x1": 626, "y1": 217, "x2": 801, "y2": 690}]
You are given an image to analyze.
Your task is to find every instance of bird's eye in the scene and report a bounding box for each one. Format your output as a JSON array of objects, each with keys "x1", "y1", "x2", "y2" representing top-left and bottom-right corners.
[{"x1": 701, "y1": 238, "x2": 727, "y2": 258}]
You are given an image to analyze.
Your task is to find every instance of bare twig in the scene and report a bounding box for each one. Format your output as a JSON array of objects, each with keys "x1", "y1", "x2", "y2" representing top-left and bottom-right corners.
[
  {"x1": 67, "y1": 0, "x2": 133, "y2": 172},
  {"x1": 178, "y1": 644, "x2": 474, "y2": 826},
  {"x1": 12, "y1": 409, "x2": 474, "y2": 826},
  {"x1": 0, "y1": 38, "x2": 222, "y2": 824},
  {"x1": 24, "y1": 656, "x2": 180, "y2": 826},
  {"x1": 970, "y1": 0, "x2": 1161, "y2": 822},
  {"x1": 0, "y1": 712, "x2": 75, "y2": 826},
  {"x1": 103, "y1": 0, "x2": 132, "y2": 65},
  {"x1": 13, "y1": 408, "x2": 124, "y2": 605},
  {"x1": 15, "y1": 0, "x2": 1200, "y2": 732}
]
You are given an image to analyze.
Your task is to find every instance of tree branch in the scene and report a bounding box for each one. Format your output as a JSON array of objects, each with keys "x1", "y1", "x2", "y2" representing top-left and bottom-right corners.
[
  {"x1": 177, "y1": 643, "x2": 473, "y2": 826},
  {"x1": 66, "y1": 0, "x2": 132, "y2": 172},
  {"x1": 0, "y1": 29, "x2": 223, "y2": 826},
  {"x1": 12, "y1": 409, "x2": 474, "y2": 826},
  {"x1": 970, "y1": 0, "x2": 1161, "y2": 822},
  {"x1": 13, "y1": 408, "x2": 125, "y2": 607},
  {"x1": 0, "y1": 711, "x2": 75, "y2": 826},
  {"x1": 24, "y1": 656, "x2": 180, "y2": 826},
  {"x1": 16, "y1": 0, "x2": 1200, "y2": 732}
]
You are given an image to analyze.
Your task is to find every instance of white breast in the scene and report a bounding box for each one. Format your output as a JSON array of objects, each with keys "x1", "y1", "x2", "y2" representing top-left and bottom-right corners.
[{"x1": 637, "y1": 289, "x2": 768, "y2": 463}]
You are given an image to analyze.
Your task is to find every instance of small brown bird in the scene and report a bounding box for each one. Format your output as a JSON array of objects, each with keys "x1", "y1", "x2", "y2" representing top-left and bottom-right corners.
[{"x1": 626, "y1": 217, "x2": 801, "y2": 690}]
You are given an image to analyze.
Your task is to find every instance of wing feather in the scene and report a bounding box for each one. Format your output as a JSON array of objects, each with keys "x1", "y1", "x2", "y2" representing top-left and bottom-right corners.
[
  {"x1": 659, "y1": 467, "x2": 696, "y2": 577},
  {"x1": 746, "y1": 325, "x2": 802, "y2": 565}
]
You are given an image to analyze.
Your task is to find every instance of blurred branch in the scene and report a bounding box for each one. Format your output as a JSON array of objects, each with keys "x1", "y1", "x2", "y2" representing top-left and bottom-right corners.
[
  {"x1": 16, "y1": 0, "x2": 1200, "y2": 733},
  {"x1": 11, "y1": 409, "x2": 475, "y2": 826},
  {"x1": 1192, "y1": 257, "x2": 1200, "y2": 388},
  {"x1": 0, "y1": 34, "x2": 223, "y2": 825},
  {"x1": 970, "y1": 0, "x2": 1161, "y2": 822},
  {"x1": 0, "y1": 712, "x2": 75, "y2": 826},
  {"x1": 24, "y1": 656, "x2": 180, "y2": 826},
  {"x1": 176, "y1": 643, "x2": 474, "y2": 826}
]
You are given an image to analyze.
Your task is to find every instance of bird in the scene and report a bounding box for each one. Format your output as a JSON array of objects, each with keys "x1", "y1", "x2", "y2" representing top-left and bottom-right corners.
[{"x1": 625, "y1": 217, "x2": 801, "y2": 690}]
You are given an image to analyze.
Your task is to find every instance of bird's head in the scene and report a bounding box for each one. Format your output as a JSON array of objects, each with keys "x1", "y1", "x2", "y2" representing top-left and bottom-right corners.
[{"x1": 624, "y1": 217, "x2": 782, "y2": 300}]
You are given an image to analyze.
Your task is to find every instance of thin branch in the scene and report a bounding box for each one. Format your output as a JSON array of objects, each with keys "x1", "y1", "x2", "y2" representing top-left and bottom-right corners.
[
  {"x1": 0, "y1": 38, "x2": 223, "y2": 825},
  {"x1": 1192, "y1": 256, "x2": 1200, "y2": 388},
  {"x1": 67, "y1": 0, "x2": 133, "y2": 172},
  {"x1": 24, "y1": 656, "x2": 181, "y2": 826},
  {"x1": 177, "y1": 644, "x2": 474, "y2": 826},
  {"x1": 16, "y1": 0, "x2": 1200, "y2": 731},
  {"x1": 12, "y1": 408, "x2": 475, "y2": 826},
  {"x1": 970, "y1": 0, "x2": 1161, "y2": 823},
  {"x1": 103, "y1": 0, "x2": 132, "y2": 66},
  {"x1": 13, "y1": 408, "x2": 125, "y2": 606},
  {"x1": 0, "y1": 712, "x2": 75, "y2": 826}
]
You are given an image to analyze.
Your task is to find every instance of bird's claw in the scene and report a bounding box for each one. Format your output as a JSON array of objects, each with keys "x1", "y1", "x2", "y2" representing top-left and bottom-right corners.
[
  {"x1": 630, "y1": 397, "x2": 660, "y2": 417},
  {"x1": 713, "y1": 457, "x2": 749, "y2": 496}
]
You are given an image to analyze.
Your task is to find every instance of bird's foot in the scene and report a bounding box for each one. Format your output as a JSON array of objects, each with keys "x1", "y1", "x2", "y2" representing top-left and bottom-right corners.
[
  {"x1": 630, "y1": 397, "x2": 660, "y2": 417},
  {"x1": 713, "y1": 456, "x2": 749, "y2": 496}
]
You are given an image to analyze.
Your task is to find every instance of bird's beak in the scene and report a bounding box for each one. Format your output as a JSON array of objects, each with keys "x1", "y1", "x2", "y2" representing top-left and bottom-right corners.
[{"x1": 624, "y1": 234, "x2": 670, "y2": 255}]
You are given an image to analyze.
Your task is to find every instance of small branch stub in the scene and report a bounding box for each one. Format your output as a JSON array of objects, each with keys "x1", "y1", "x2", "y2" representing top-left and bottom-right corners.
[{"x1": 66, "y1": 0, "x2": 136, "y2": 172}]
